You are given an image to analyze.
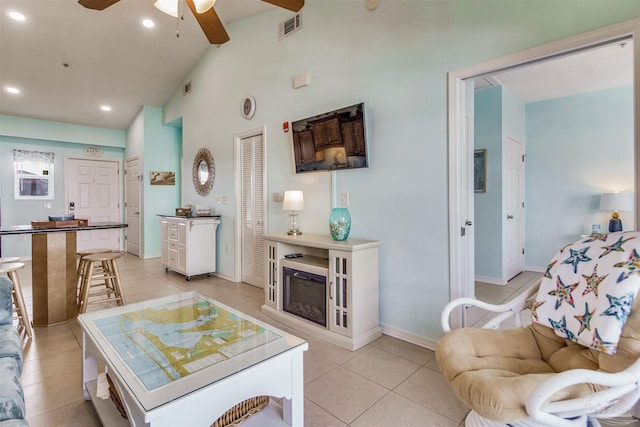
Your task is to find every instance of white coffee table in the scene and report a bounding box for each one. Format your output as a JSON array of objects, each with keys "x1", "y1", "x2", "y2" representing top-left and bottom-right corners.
[{"x1": 78, "y1": 292, "x2": 308, "y2": 426}]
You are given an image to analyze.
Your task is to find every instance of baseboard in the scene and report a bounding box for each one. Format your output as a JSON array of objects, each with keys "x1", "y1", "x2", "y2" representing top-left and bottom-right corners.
[
  {"x1": 141, "y1": 254, "x2": 160, "y2": 260},
  {"x1": 262, "y1": 305, "x2": 381, "y2": 351},
  {"x1": 380, "y1": 323, "x2": 438, "y2": 351},
  {"x1": 525, "y1": 265, "x2": 546, "y2": 273},
  {"x1": 212, "y1": 271, "x2": 238, "y2": 282},
  {"x1": 474, "y1": 275, "x2": 507, "y2": 285}
]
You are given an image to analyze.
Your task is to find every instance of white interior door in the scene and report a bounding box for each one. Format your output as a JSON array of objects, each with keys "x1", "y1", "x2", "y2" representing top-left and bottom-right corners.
[
  {"x1": 66, "y1": 158, "x2": 121, "y2": 251},
  {"x1": 504, "y1": 137, "x2": 525, "y2": 280},
  {"x1": 240, "y1": 131, "x2": 265, "y2": 288},
  {"x1": 125, "y1": 157, "x2": 141, "y2": 257}
]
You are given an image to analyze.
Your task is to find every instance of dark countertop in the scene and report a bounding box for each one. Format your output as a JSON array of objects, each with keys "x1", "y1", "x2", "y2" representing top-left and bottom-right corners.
[
  {"x1": 157, "y1": 215, "x2": 221, "y2": 219},
  {"x1": 0, "y1": 222, "x2": 128, "y2": 235}
]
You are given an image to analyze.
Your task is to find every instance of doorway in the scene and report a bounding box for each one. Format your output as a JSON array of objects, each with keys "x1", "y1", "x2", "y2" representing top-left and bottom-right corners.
[
  {"x1": 504, "y1": 137, "x2": 525, "y2": 281},
  {"x1": 65, "y1": 157, "x2": 122, "y2": 252},
  {"x1": 448, "y1": 19, "x2": 639, "y2": 324},
  {"x1": 125, "y1": 157, "x2": 141, "y2": 257},
  {"x1": 235, "y1": 128, "x2": 267, "y2": 287}
]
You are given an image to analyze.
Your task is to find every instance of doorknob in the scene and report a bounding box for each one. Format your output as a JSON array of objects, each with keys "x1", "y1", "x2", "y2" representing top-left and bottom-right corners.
[
  {"x1": 465, "y1": 220, "x2": 472, "y2": 226},
  {"x1": 507, "y1": 215, "x2": 514, "y2": 219}
]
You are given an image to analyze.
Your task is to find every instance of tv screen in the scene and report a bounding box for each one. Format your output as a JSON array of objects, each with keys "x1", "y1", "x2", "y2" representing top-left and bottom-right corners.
[{"x1": 291, "y1": 102, "x2": 368, "y2": 174}]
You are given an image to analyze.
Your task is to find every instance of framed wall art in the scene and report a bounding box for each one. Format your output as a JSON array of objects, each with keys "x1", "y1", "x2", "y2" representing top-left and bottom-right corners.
[
  {"x1": 150, "y1": 171, "x2": 175, "y2": 186},
  {"x1": 474, "y1": 149, "x2": 486, "y2": 193}
]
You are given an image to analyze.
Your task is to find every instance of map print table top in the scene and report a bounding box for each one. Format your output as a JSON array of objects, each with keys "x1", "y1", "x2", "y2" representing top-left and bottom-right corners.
[{"x1": 78, "y1": 292, "x2": 305, "y2": 411}]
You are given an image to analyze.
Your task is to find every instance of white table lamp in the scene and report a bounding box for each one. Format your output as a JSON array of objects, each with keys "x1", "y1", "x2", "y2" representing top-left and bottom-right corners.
[
  {"x1": 600, "y1": 192, "x2": 633, "y2": 232},
  {"x1": 283, "y1": 190, "x2": 304, "y2": 235}
]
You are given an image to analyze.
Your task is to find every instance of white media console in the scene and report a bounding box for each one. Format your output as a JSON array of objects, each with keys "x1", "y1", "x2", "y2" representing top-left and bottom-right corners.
[{"x1": 262, "y1": 233, "x2": 381, "y2": 351}]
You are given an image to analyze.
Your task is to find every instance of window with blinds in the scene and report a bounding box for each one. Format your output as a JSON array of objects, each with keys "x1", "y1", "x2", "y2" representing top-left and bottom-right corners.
[{"x1": 13, "y1": 149, "x2": 55, "y2": 200}]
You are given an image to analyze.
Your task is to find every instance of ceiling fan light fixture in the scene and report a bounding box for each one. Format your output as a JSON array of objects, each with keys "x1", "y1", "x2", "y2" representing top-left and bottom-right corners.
[
  {"x1": 154, "y1": 0, "x2": 179, "y2": 18},
  {"x1": 193, "y1": 0, "x2": 216, "y2": 13}
]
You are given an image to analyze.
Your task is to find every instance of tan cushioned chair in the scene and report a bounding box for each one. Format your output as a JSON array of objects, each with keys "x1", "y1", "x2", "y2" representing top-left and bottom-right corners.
[{"x1": 437, "y1": 232, "x2": 640, "y2": 427}]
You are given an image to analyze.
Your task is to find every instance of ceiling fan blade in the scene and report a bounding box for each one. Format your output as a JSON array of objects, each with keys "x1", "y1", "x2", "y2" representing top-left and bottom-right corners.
[
  {"x1": 78, "y1": 0, "x2": 120, "y2": 10},
  {"x1": 262, "y1": 0, "x2": 304, "y2": 12},
  {"x1": 185, "y1": 0, "x2": 230, "y2": 45}
]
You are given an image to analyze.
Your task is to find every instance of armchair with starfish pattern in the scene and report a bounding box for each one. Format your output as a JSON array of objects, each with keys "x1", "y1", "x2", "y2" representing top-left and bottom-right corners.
[{"x1": 437, "y1": 231, "x2": 640, "y2": 427}]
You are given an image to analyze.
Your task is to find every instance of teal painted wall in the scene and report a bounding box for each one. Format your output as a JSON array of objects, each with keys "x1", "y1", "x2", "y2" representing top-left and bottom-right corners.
[
  {"x1": 502, "y1": 87, "x2": 526, "y2": 144},
  {"x1": 0, "y1": 136, "x2": 124, "y2": 257},
  {"x1": 0, "y1": 114, "x2": 125, "y2": 148},
  {"x1": 0, "y1": 0, "x2": 637, "y2": 342},
  {"x1": 526, "y1": 85, "x2": 634, "y2": 269},
  {"x1": 142, "y1": 106, "x2": 181, "y2": 257},
  {"x1": 163, "y1": 0, "x2": 640, "y2": 341},
  {"x1": 474, "y1": 87, "x2": 503, "y2": 281}
]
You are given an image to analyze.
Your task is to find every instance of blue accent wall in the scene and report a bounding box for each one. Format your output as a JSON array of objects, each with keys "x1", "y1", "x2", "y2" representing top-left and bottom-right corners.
[
  {"x1": 164, "y1": 0, "x2": 639, "y2": 340},
  {"x1": 0, "y1": 135, "x2": 124, "y2": 257},
  {"x1": 475, "y1": 87, "x2": 503, "y2": 280},
  {"x1": 525, "y1": 85, "x2": 634, "y2": 269},
  {"x1": 142, "y1": 106, "x2": 182, "y2": 257}
]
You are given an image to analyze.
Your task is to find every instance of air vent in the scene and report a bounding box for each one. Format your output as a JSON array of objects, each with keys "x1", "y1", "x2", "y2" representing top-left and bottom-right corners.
[
  {"x1": 279, "y1": 13, "x2": 301, "y2": 40},
  {"x1": 183, "y1": 81, "x2": 192, "y2": 96}
]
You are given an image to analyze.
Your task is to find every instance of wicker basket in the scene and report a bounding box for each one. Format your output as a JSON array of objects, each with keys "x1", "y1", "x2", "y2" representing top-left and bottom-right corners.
[
  {"x1": 211, "y1": 396, "x2": 270, "y2": 427},
  {"x1": 106, "y1": 373, "x2": 268, "y2": 425},
  {"x1": 106, "y1": 374, "x2": 128, "y2": 419}
]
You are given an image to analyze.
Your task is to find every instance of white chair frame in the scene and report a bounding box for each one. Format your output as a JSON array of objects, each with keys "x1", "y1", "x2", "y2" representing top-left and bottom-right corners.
[{"x1": 440, "y1": 281, "x2": 640, "y2": 427}]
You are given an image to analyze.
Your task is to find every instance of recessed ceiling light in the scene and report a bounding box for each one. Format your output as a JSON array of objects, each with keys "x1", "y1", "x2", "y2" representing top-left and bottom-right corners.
[
  {"x1": 142, "y1": 18, "x2": 155, "y2": 28},
  {"x1": 8, "y1": 11, "x2": 26, "y2": 22},
  {"x1": 100, "y1": 105, "x2": 112, "y2": 112},
  {"x1": 6, "y1": 87, "x2": 20, "y2": 94}
]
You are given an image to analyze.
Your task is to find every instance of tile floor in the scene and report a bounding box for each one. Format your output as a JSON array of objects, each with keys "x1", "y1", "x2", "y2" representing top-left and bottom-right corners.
[{"x1": 8, "y1": 256, "x2": 548, "y2": 426}]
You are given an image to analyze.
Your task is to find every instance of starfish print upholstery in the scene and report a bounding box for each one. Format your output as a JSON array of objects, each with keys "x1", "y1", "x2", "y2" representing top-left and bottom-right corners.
[
  {"x1": 548, "y1": 276, "x2": 579, "y2": 309},
  {"x1": 574, "y1": 302, "x2": 595, "y2": 335},
  {"x1": 581, "y1": 264, "x2": 608, "y2": 297},
  {"x1": 562, "y1": 247, "x2": 591, "y2": 274}
]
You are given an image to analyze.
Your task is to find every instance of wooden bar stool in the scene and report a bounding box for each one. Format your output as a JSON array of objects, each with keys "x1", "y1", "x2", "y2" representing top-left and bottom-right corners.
[
  {"x1": 0, "y1": 257, "x2": 20, "y2": 264},
  {"x1": 0, "y1": 262, "x2": 32, "y2": 338},
  {"x1": 78, "y1": 252, "x2": 126, "y2": 314},
  {"x1": 76, "y1": 249, "x2": 112, "y2": 307}
]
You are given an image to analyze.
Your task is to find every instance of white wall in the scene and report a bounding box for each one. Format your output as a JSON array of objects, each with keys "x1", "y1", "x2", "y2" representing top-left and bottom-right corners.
[{"x1": 163, "y1": 1, "x2": 640, "y2": 343}]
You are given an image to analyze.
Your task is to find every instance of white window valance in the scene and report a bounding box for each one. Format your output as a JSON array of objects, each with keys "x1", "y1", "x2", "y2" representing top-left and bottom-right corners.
[{"x1": 13, "y1": 149, "x2": 55, "y2": 164}]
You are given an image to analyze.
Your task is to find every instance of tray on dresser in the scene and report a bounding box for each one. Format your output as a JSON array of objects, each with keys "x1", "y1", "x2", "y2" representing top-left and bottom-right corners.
[{"x1": 31, "y1": 219, "x2": 89, "y2": 228}]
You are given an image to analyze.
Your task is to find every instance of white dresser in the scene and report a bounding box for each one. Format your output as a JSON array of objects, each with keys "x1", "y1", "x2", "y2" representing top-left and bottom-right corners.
[{"x1": 159, "y1": 215, "x2": 221, "y2": 281}]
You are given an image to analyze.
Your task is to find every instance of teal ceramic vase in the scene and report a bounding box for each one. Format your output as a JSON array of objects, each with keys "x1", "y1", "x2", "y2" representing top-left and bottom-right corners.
[{"x1": 329, "y1": 208, "x2": 351, "y2": 241}]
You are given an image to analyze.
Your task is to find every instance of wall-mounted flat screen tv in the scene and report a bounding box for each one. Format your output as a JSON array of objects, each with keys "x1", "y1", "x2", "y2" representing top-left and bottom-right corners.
[{"x1": 291, "y1": 102, "x2": 368, "y2": 174}]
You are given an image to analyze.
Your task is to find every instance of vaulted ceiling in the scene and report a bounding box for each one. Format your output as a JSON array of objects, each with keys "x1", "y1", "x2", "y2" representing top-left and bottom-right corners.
[
  {"x1": 1, "y1": 1, "x2": 634, "y2": 131},
  {"x1": 0, "y1": 0, "x2": 278, "y2": 130}
]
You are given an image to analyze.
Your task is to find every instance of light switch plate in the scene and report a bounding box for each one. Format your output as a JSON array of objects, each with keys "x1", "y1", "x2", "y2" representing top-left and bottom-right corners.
[{"x1": 341, "y1": 192, "x2": 349, "y2": 207}]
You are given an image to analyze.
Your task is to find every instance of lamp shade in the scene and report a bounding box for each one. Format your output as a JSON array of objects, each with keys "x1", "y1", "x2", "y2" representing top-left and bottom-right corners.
[
  {"x1": 600, "y1": 192, "x2": 633, "y2": 212},
  {"x1": 283, "y1": 191, "x2": 304, "y2": 211},
  {"x1": 154, "y1": 0, "x2": 179, "y2": 17},
  {"x1": 194, "y1": 0, "x2": 216, "y2": 13}
]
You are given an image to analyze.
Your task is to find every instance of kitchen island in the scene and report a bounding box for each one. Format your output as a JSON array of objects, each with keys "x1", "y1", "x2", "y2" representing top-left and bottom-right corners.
[{"x1": 0, "y1": 222, "x2": 127, "y2": 326}]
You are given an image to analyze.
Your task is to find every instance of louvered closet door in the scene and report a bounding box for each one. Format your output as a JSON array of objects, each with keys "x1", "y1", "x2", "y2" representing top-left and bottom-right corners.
[{"x1": 241, "y1": 133, "x2": 265, "y2": 287}]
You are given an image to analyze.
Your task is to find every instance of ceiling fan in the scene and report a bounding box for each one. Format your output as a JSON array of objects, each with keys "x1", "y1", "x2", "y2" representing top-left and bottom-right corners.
[{"x1": 78, "y1": 0, "x2": 304, "y2": 45}]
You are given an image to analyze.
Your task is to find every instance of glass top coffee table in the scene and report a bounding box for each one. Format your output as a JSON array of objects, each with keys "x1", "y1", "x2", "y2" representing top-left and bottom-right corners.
[{"x1": 78, "y1": 291, "x2": 308, "y2": 426}]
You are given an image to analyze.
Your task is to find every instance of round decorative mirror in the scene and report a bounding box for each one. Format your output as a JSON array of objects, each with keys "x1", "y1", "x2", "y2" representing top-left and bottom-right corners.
[{"x1": 192, "y1": 147, "x2": 215, "y2": 196}]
